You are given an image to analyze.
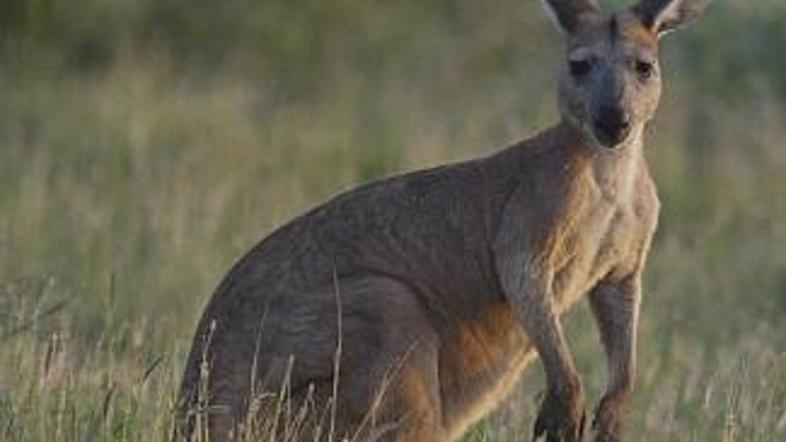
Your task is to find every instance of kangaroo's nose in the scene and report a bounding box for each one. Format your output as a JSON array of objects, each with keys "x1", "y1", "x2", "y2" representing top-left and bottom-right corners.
[{"x1": 593, "y1": 107, "x2": 630, "y2": 148}]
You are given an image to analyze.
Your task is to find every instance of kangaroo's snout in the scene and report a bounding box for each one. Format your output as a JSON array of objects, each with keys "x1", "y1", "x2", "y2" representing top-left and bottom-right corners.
[{"x1": 593, "y1": 106, "x2": 631, "y2": 147}]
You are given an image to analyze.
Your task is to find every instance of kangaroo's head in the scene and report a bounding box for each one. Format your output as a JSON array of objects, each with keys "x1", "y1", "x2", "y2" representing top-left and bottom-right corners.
[{"x1": 540, "y1": 0, "x2": 710, "y2": 149}]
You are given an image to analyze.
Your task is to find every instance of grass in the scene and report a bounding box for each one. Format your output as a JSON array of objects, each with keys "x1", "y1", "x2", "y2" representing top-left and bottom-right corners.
[{"x1": 1, "y1": 0, "x2": 786, "y2": 440}]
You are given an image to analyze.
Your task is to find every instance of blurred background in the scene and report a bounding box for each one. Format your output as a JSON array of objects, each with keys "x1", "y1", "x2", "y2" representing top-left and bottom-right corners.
[{"x1": 1, "y1": 0, "x2": 785, "y2": 440}]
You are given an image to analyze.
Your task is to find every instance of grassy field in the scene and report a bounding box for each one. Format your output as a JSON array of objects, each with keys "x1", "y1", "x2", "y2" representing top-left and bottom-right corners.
[{"x1": 1, "y1": 0, "x2": 786, "y2": 440}]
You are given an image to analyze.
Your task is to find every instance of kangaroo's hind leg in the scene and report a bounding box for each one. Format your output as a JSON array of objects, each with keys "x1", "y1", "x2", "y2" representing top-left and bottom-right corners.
[
  {"x1": 310, "y1": 275, "x2": 445, "y2": 442},
  {"x1": 177, "y1": 274, "x2": 445, "y2": 442},
  {"x1": 242, "y1": 275, "x2": 444, "y2": 441},
  {"x1": 367, "y1": 344, "x2": 444, "y2": 442}
]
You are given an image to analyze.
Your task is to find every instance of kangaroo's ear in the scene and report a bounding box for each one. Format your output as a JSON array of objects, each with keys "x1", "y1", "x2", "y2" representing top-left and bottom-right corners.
[
  {"x1": 633, "y1": 0, "x2": 712, "y2": 37},
  {"x1": 539, "y1": 0, "x2": 601, "y2": 35}
]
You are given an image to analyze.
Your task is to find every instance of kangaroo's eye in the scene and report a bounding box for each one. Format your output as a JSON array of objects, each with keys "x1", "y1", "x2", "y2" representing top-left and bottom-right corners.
[
  {"x1": 569, "y1": 59, "x2": 592, "y2": 77},
  {"x1": 635, "y1": 60, "x2": 655, "y2": 80}
]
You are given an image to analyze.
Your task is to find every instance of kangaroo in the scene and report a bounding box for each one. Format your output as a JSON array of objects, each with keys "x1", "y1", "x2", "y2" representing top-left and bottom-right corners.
[{"x1": 176, "y1": 1, "x2": 710, "y2": 441}]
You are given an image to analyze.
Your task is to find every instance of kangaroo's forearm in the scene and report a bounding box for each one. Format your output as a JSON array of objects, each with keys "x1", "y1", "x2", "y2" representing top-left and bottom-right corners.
[
  {"x1": 496, "y1": 254, "x2": 579, "y2": 394},
  {"x1": 514, "y1": 295, "x2": 580, "y2": 393},
  {"x1": 589, "y1": 276, "x2": 641, "y2": 396}
]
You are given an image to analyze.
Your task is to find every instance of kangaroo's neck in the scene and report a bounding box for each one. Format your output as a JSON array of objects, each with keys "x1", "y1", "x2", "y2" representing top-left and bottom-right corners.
[
  {"x1": 553, "y1": 119, "x2": 646, "y2": 202},
  {"x1": 491, "y1": 119, "x2": 648, "y2": 203}
]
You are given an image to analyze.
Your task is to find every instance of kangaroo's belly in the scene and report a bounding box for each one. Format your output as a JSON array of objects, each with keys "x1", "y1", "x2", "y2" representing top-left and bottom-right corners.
[{"x1": 438, "y1": 302, "x2": 536, "y2": 440}]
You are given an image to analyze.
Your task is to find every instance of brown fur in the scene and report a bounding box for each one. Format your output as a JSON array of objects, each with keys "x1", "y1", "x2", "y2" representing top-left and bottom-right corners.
[{"x1": 176, "y1": 1, "x2": 710, "y2": 441}]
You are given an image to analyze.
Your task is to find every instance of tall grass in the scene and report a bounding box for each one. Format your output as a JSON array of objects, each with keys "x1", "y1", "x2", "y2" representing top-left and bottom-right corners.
[{"x1": 1, "y1": 0, "x2": 785, "y2": 440}]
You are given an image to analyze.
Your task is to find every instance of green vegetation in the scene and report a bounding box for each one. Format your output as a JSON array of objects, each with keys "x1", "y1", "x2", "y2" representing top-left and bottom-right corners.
[{"x1": 1, "y1": 0, "x2": 785, "y2": 440}]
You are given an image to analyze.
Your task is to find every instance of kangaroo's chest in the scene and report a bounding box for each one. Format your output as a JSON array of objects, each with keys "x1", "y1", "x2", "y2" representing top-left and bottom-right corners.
[{"x1": 550, "y1": 193, "x2": 645, "y2": 312}]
